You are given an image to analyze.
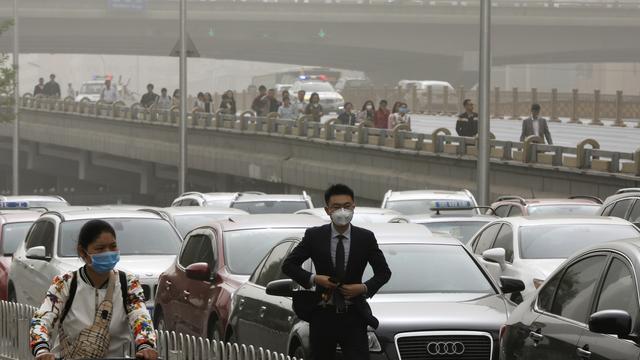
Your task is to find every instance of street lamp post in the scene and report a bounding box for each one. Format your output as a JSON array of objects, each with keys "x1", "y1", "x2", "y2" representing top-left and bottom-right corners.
[
  {"x1": 477, "y1": 0, "x2": 491, "y2": 205},
  {"x1": 12, "y1": 0, "x2": 19, "y2": 195},
  {"x1": 178, "y1": 0, "x2": 187, "y2": 195}
]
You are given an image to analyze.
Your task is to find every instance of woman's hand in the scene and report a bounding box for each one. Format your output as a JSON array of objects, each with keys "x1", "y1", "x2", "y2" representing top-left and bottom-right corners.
[
  {"x1": 35, "y1": 352, "x2": 56, "y2": 360},
  {"x1": 136, "y1": 348, "x2": 159, "y2": 360}
]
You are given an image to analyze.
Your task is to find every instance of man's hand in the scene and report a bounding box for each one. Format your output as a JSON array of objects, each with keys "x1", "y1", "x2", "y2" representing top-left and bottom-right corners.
[
  {"x1": 136, "y1": 348, "x2": 158, "y2": 360},
  {"x1": 35, "y1": 352, "x2": 55, "y2": 360},
  {"x1": 314, "y1": 275, "x2": 337, "y2": 289},
  {"x1": 339, "y1": 284, "x2": 367, "y2": 299}
]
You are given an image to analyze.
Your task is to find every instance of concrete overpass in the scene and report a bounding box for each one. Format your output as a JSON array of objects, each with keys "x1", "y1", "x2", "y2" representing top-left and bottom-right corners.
[
  {"x1": 0, "y1": 97, "x2": 637, "y2": 206},
  {"x1": 1, "y1": 0, "x2": 640, "y2": 85}
]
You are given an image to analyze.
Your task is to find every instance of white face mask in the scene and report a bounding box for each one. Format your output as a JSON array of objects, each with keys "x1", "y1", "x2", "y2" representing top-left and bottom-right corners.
[
  {"x1": 366, "y1": 105, "x2": 373, "y2": 110},
  {"x1": 330, "y1": 208, "x2": 354, "y2": 226}
]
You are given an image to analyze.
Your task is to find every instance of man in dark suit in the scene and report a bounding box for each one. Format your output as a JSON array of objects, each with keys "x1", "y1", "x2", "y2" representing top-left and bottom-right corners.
[
  {"x1": 282, "y1": 184, "x2": 391, "y2": 360},
  {"x1": 520, "y1": 103, "x2": 553, "y2": 144}
]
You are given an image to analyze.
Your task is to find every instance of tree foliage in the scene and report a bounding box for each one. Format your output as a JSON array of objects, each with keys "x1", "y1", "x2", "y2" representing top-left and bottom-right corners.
[{"x1": 0, "y1": 20, "x2": 16, "y2": 123}]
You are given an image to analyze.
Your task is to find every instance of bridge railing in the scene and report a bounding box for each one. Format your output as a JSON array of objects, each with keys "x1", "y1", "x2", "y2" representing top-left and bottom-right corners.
[
  {"x1": 15, "y1": 96, "x2": 640, "y2": 178},
  {"x1": 0, "y1": 300, "x2": 302, "y2": 360}
]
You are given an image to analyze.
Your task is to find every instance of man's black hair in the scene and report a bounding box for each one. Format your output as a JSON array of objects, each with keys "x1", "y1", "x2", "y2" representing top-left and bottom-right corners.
[
  {"x1": 531, "y1": 103, "x2": 541, "y2": 112},
  {"x1": 147, "y1": 83, "x2": 154, "y2": 89},
  {"x1": 379, "y1": 99, "x2": 388, "y2": 106},
  {"x1": 463, "y1": 99, "x2": 472, "y2": 106},
  {"x1": 259, "y1": 85, "x2": 267, "y2": 91},
  {"x1": 324, "y1": 184, "x2": 355, "y2": 205}
]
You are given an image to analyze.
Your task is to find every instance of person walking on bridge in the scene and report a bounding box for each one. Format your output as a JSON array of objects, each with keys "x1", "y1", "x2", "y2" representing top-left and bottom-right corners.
[
  {"x1": 305, "y1": 92, "x2": 324, "y2": 122},
  {"x1": 455, "y1": 99, "x2": 478, "y2": 137},
  {"x1": 140, "y1": 84, "x2": 159, "y2": 109},
  {"x1": 374, "y1": 100, "x2": 390, "y2": 129},
  {"x1": 251, "y1": 85, "x2": 269, "y2": 116},
  {"x1": 43, "y1": 74, "x2": 61, "y2": 99},
  {"x1": 357, "y1": 100, "x2": 376, "y2": 124},
  {"x1": 520, "y1": 103, "x2": 553, "y2": 144},
  {"x1": 157, "y1": 88, "x2": 172, "y2": 110},
  {"x1": 100, "y1": 78, "x2": 118, "y2": 104},
  {"x1": 388, "y1": 102, "x2": 411, "y2": 130},
  {"x1": 33, "y1": 78, "x2": 45, "y2": 97}
]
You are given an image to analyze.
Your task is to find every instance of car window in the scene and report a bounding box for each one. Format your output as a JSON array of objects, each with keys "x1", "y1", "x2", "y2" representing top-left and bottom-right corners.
[
  {"x1": 179, "y1": 234, "x2": 215, "y2": 269},
  {"x1": 538, "y1": 271, "x2": 562, "y2": 313},
  {"x1": 610, "y1": 199, "x2": 634, "y2": 219},
  {"x1": 628, "y1": 200, "x2": 640, "y2": 224},
  {"x1": 508, "y1": 206, "x2": 523, "y2": 217},
  {"x1": 250, "y1": 255, "x2": 269, "y2": 284},
  {"x1": 473, "y1": 224, "x2": 501, "y2": 254},
  {"x1": 2, "y1": 222, "x2": 33, "y2": 255},
  {"x1": 596, "y1": 258, "x2": 639, "y2": 327},
  {"x1": 255, "y1": 242, "x2": 292, "y2": 287},
  {"x1": 600, "y1": 204, "x2": 614, "y2": 216},
  {"x1": 551, "y1": 255, "x2": 607, "y2": 323},
  {"x1": 494, "y1": 205, "x2": 510, "y2": 217},
  {"x1": 25, "y1": 221, "x2": 55, "y2": 257},
  {"x1": 492, "y1": 224, "x2": 514, "y2": 262}
]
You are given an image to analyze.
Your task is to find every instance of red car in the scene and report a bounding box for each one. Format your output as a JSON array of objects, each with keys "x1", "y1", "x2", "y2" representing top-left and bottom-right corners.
[
  {"x1": 153, "y1": 214, "x2": 326, "y2": 341},
  {"x1": 0, "y1": 210, "x2": 42, "y2": 301}
]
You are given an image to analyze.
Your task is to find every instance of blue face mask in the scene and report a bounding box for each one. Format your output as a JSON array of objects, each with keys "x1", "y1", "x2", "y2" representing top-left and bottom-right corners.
[
  {"x1": 90, "y1": 251, "x2": 120, "y2": 273},
  {"x1": 400, "y1": 107, "x2": 408, "y2": 114}
]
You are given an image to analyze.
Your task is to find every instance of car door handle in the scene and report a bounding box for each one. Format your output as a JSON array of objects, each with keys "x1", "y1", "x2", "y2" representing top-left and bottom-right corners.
[
  {"x1": 529, "y1": 331, "x2": 544, "y2": 342},
  {"x1": 577, "y1": 346, "x2": 591, "y2": 359},
  {"x1": 259, "y1": 306, "x2": 266, "y2": 318},
  {"x1": 238, "y1": 298, "x2": 245, "y2": 310}
]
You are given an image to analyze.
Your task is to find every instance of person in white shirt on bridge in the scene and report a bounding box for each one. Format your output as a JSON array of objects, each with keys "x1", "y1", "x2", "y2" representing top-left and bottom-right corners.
[
  {"x1": 100, "y1": 79, "x2": 118, "y2": 104},
  {"x1": 277, "y1": 96, "x2": 297, "y2": 120}
]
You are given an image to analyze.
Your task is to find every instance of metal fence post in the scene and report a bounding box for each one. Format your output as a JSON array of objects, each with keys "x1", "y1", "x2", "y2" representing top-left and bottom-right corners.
[
  {"x1": 569, "y1": 88, "x2": 582, "y2": 124},
  {"x1": 550, "y1": 88, "x2": 560, "y2": 122},
  {"x1": 613, "y1": 90, "x2": 626, "y2": 127},
  {"x1": 590, "y1": 89, "x2": 603, "y2": 125},
  {"x1": 426, "y1": 85, "x2": 433, "y2": 115},
  {"x1": 510, "y1": 87, "x2": 519, "y2": 120},
  {"x1": 443, "y1": 86, "x2": 449, "y2": 114},
  {"x1": 493, "y1": 86, "x2": 502, "y2": 119}
]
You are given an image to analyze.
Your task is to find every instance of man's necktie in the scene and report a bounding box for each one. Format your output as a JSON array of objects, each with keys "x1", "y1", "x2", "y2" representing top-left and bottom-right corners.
[{"x1": 334, "y1": 235, "x2": 346, "y2": 311}]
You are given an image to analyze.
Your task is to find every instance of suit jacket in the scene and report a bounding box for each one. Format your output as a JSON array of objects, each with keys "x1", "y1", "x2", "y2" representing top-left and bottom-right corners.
[
  {"x1": 520, "y1": 117, "x2": 553, "y2": 144},
  {"x1": 282, "y1": 224, "x2": 392, "y2": 327}
]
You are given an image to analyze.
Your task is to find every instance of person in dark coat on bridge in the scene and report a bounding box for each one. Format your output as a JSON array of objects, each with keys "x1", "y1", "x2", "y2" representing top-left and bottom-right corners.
[
  {"x1": 33, "y1": 78, "x2": 45, "y2": 96},
  {"x1": 520, "y1": 103, "x2": 553, "y2": 144},
  {"x1": 455, "y1": 99, "x2": 479, "y2": 137},
  {"x1": 43, "y1": 74, "x2": 61, "y2": 98}
]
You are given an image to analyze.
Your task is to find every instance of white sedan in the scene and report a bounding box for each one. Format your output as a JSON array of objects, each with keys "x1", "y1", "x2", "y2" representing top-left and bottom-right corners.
[{"x1": 466, "y1": 216, "x2": 640, "y2": 301}]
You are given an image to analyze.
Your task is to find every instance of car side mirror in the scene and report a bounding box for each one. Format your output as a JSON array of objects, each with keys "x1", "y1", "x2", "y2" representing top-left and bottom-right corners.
[
  {"x1": 185, "y1": 262, "x2": 214, "y2": 282},
  {"x1": 26, "y1": 246, "x2": 49, "y2": 261},
  {"x1": 589, "y1": 310, "x2": 632, "y2": 338},
  {"x1": 500, "y1": 276, "x2": 525, "y2": 294},
  {"x1": 482, "y1": 248, "x2": 506, "y2": 268},
  {"x1": 266, "y1": 279, "x2": 295, "y2": 297},
  {"x1": 632, "y1": 217, "x2": 640, "y2": 228}
]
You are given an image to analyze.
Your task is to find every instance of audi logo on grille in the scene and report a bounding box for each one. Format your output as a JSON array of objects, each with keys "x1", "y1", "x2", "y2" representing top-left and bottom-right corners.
[{"x1": 426, "y1": 341, "x2": 465, "y2": 355}]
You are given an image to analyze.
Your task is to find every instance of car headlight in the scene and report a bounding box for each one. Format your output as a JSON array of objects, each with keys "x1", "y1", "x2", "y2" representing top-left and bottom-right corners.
[{"x1": 367, "y1": 330, "x2": 382, "y2": 352}]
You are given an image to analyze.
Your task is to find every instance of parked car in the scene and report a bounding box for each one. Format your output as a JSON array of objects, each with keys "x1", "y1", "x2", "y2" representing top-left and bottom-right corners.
[
  {"x1": 145, "y1": 207, "x2": 249, "y2": 238},
  {"x1": 153, "y1": 214, "x2": 326, "y2": 341},
  {"x1": 467, "y1": 216, "x2": 640, "y2": 301},
  {"x1": 599, "y1": 188, "x2": 640, "y2": 227},
  {"x1": 230, "y1": 193, "x2": 314, "y2": 214},
  {"x1": 500, "y1": 238, "x2": 640, "y2": 360},
  {"x1": 8, "y1": 209, "x2": 182, "y2": 312},
  {"x1": 295, "y1": 207, "x2": 403, "y2": 224},
  {"x1": 228, "y1": 223, "x2": 525, "y2": 359},
  {"x1": 334, "y1": 78, "x2": 374, "y2": 94},
  {"x1": 0, "y1": 195, "x2": 69, "y2": 208},
  {"x1": 490, "y1": 195, "x2": 602, "y2": 217},
  {"x1": 401, "y1": 207, "x2": 497, "y2": 244},
  {"x1": 0, "y1": 210, "x2": 42, "y2": 301},
  {"x1": 171, "y1": 191, "x2": 264, "y2": 207},
  {"x1": 381, "y1": 189, "x2": 479, "y2": 216}
]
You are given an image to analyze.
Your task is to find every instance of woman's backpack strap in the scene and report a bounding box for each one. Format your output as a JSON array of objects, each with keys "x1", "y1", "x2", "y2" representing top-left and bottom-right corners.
[
  {"x1": 59, "y1": 271, "x2": 78, "y2": 326},
  {"x1": 119, "y1": 270, "x2": 130, "y2": 314}
]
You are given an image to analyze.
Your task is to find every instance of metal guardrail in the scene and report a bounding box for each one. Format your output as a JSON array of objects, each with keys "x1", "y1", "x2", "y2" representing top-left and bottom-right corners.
[
  {"x1": 9, "y1": 95, "x2": 640, "y2": 178},
  {"x1": 0, "y1": 301, "x2": 302, "y2": 360}
]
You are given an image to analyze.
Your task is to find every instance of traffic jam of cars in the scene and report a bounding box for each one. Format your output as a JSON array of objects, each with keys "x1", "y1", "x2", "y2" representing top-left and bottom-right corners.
[{"x1": 2, "y1": 188, "x2": 640, "y2": 359}]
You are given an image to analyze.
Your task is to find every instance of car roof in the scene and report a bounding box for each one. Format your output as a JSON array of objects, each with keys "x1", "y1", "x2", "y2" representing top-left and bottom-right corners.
[
  {"x1": 43, "y1": 209, "x2": 165, "y2": 221},
  {"x1": 296, "y1": 207, "x2": 400, "y2": 216},
  {"x1": 493, "y1": 215, "x2": 634, "y2": 227},
  {"x1": 218, "y1": 214, "x2": 327, "y2": 231},
  {"x1": 385, "y1": 190, "x2": 472, "y2": 201},
  {"x1": 404, "y1": 213, "x2": 497, "y2": 223},
  {"x1": 602, "y1": 191, "x2": 640, "y2": 205},
  {"x1": 493, "y1": 198, "x2": 602, "y2": 206},
  {"x1": 565, "y1": 238, "x2": 640, "y2": 271},
  {"x1": 0, "y1": 195, "x2": 68, "y2": 203},
  {"x1": 232, "y1": 194, "x2": 308, "y2": 203},
  {"x1": 159, "y1": 207, "x2": 249, "y2": 216}
]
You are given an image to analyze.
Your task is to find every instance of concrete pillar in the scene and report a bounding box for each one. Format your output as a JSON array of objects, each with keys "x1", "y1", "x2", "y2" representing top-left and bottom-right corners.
[
  {"x1": 550, "y1": 88, "x2": 560, "y2": 122},
  {"x1": 569, "y1": 89, "x2": 582, "y2": 124},
  {"x1": 590, "y1": 89, "x2": 604, "y2": 126},
  {"x1": 241, "y1": 90, "x2": 247, "y2": 111},
  {"x1": 411, "y1": 86, "x2": 418, "y2": 113},
  {"x1": 510, "y1": 87, "x2": 520, "y2": 120},
  {"x1": 612, "y1": 90, "x2": 626, "y2": 127},
  {"x1": 443, "y1": 86, "x2": 449, "y2": 115},
  {"x1": 531, "y1": 88, "x2": 538, "y2": 106}
]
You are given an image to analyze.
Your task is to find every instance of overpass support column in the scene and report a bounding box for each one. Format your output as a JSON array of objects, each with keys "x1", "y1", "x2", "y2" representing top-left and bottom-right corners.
[{"x1": 91, "y1": 154, "x2": 153, "y2": 194}]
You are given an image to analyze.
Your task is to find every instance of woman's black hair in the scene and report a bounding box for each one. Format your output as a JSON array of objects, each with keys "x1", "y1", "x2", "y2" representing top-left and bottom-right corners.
[
  {"x1": 78, "y1": 220, "x2": 116, "y2": 250},
  {"x1": 362, "y1": 100, "x2": 375, "y2": 112},
  {"x1": 309, "y1": 92, "x2": 320, "y2": 103}
]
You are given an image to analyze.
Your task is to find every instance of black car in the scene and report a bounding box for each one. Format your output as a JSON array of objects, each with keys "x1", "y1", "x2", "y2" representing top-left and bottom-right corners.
[
  {"x1": 500, "y1": 238, "x2": 640, "y2": 360},
  {"x1": 227, "y1": 223, "x2": 525, "y2": 359}
]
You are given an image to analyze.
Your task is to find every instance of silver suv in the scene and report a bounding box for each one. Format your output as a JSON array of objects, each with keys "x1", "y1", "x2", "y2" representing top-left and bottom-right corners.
[
  {"x1": 381, "y1": 189, "x2": 479, "y2": 216},
  {"x1": 599, "y1": 188, "x2": 640, "y2": 227},
  {"x1": 229, "y1": 192, "x2": 314, "y2": 214},
  {"x1": 170, "y1": 191, "x2": 265, "y2": 208}
]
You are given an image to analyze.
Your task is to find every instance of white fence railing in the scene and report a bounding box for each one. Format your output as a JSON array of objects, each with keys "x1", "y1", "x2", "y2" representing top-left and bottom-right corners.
[{"x1": 0, "y1": 301, "x2": 301, "y2": 360}]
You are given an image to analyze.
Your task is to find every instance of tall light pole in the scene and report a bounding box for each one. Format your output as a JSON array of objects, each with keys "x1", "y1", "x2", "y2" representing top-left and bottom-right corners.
[
  {"x1": 477, "y1": 0, "x2": 491, "y2": 205},
  {"x1": 12, "y1": 0, "x2": 19, "y2": 195},
  {"x1": 178, "y1": 0, "x2": 187, "y2": 195}
]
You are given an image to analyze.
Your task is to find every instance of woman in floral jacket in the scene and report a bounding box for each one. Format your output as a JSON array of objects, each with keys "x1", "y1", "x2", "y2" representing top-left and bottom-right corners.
[{"x1": 30, "y1": 220, "x2": 157, "y2": 360}]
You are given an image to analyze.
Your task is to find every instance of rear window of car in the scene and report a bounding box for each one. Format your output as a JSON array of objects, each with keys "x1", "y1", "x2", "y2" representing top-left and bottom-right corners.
[
  {"x1": 519, "y1": 224, "x2": 640, "y2": 259},
  {"x1": 385, "y1": 199, "x2": 474, "y2": 216},
  {"x1": 527, "y1": 205, "x2": 600, "y2": 216},
  {"x1": 231, "y1": 201, "x2": 309, "y2": 214}
]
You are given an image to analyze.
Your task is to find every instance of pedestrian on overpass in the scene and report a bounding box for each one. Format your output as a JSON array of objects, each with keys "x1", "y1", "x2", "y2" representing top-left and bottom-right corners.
[
  {"x1": 251, "y1": 85, "x2": 269, "y2": 116},
  {"x1": 157, "y1": 88, "x2": 172, "y2": 110},
  {"x1": 267, "y1": 88, "x2": 281, "y2": 114},
  {"x1": 388, "y1": 102, "x2": 411, "y2": 130},
  {"x1": 293, "y1": 90, "x2": 307, "y2": 117},
  {"x1": 374, "y1": 100, "x2": 390, "y2": 129},
  {"x1": 43, "y1": 74, "x2": 61, "y2": 99},
  {"x1": 455, "y1": 99, "x2": 479, "y2": 137},
  {"x1": 282, "y1": 184, "x2": 391, "y2": 360},
  {"x1": 171, "y1": 89, "x2": 180, "y2": 108},
  {"x1": 305, "y1": 92, "x2": 324, "y2": 122},
  {"x1": 204, "y1": 93, "x2": 214, "y2": 113},
  {"x1": 338, "y1": 102, "x2": 357, "y2": 126},
  {"x1": 140, "y1": 83, "x2": 159, "y2": 109},
  {"x1": 33, "y1": 77, "x2": 45, "y2": 97},
  {"x1": 357, "y1": 100, "x2": 376, "y2": 124},
  {"x1": 278, "y1": 96, "x2": 297, "y2": 120},
  {"x1": 520, "y1": 103, "x2": 553, "y2": 144},
  {"x1": 30, "y1": 220, "x2": 158, "y2": 360},
  {"x1": 100, "y1": 78, "x2": 118, "y2": 104},
  {"x1": 219, "y1": 90, "x2": 237, "y2": 116}
]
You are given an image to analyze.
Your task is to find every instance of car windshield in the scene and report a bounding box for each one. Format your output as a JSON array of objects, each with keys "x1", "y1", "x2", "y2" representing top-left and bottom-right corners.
[
  {"x1": 79, "y1": 84, "x2": 103, "y2": 94},
  {"x1": 519, "y1": 224, "x2": 640, "y2": 259},
  {"x1": 59, "y1": 218, "x2": 181, "y2": 257},
  {"x1": 421, "y1": 221, "x2": 489, "y2": 244},
  {"x1": 224, "y1": 228, "x2": 307, "y2": 275},
  {"x1": 231, "y1": 201, "x2": 309, "y2": 214},
  {"x1": 299, "y1": 82, "x2": 334, "y2": 92},
  {"x1": 172, "y1": 214, "x2": 232, "y2": 237},
  {"x1": 2, "y1": 222, "x2": 33, "y2": 255},
  {"x1": 363, "y1": 244, "x2": 495, "y2": 294},
  {"x1": 527, "y1": 205, "x2": 600, "y2": 216},
  {"x1": 385, "y1": 199, "x2": 474, "y2": 215}
]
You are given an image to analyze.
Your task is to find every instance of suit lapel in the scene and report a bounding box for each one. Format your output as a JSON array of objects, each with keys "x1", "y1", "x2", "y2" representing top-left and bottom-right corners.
[{"x1": 321, "y1": 224, "x2": 334, "y2": 274}]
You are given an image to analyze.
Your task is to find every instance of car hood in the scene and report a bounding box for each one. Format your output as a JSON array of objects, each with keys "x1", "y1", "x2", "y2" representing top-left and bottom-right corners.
[
  {"x1": 370, "y1": 293, "x2": 508, "y2": 339},
  {"x1": 56, "y1": 255, "x2": 176, "y2": 280},
  {"x1": 519, "y1": 258, "x2": 566, "y2": 280}
]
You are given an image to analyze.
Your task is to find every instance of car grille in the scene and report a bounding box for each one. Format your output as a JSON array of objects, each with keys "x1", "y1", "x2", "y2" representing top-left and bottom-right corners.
[
  {"x1": 141, "y1": 285, "x2": 151, "y2": 302},
  {"x1": 396, "y1": 333, "x2": 492, "y2": 360}
]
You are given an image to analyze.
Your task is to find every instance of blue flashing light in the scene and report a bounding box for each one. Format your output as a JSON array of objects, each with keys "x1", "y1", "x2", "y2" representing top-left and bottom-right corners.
[{"x1": 298, "y1": 75, "x2": 309, "y2": 80}]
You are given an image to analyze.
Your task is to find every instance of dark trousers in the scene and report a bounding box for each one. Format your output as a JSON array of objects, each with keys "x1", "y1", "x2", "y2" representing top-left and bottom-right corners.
[{"x1": 309, "y1": 306, "x2": 369, "y2": 360}]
